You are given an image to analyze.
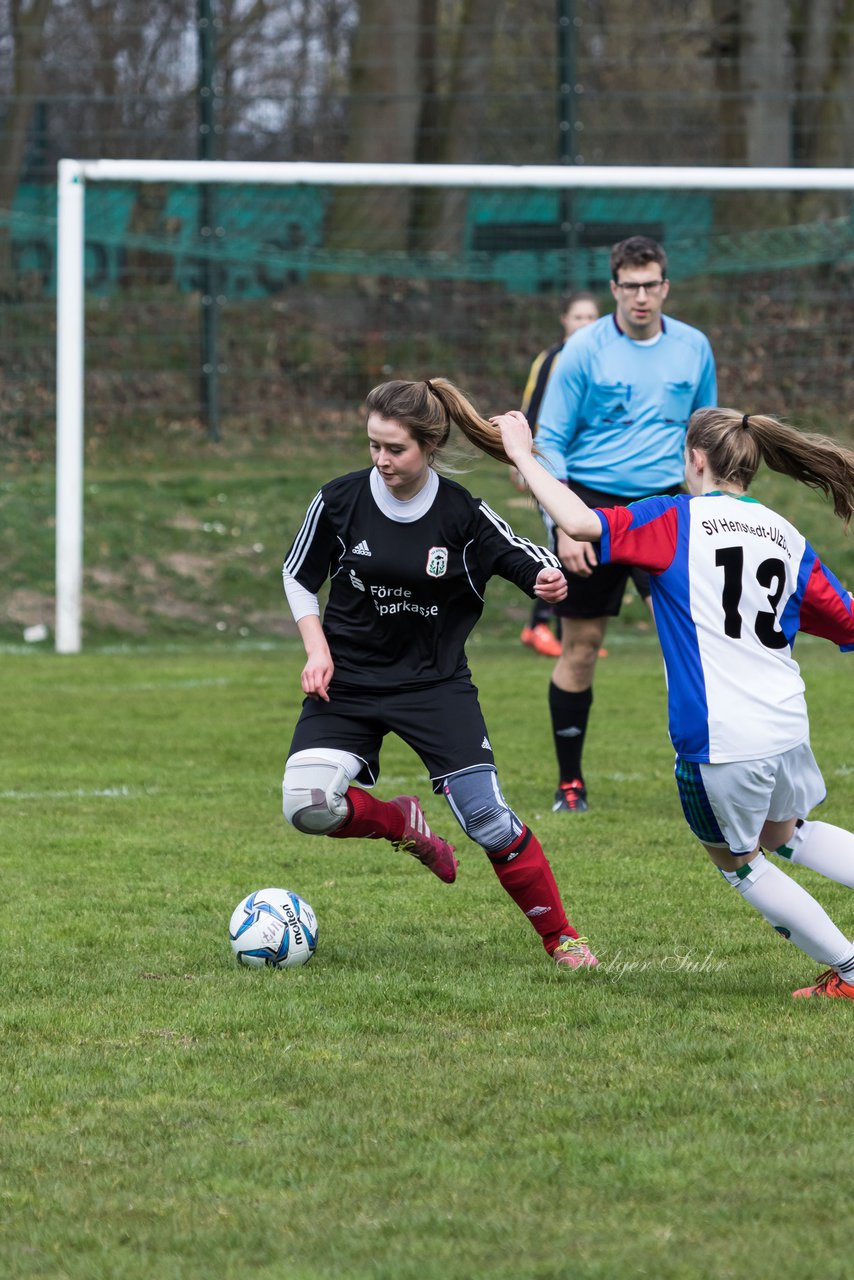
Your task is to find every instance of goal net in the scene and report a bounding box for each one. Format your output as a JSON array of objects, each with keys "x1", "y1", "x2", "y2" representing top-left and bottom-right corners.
[{"x1": 43, "y1": 160, "x2": 854, "y2": 651}]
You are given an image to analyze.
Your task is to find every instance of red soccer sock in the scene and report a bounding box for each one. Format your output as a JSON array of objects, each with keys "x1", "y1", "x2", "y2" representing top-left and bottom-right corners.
[
  {"x1": 325, "y1": 787, "x2": 406, "y2": 841},
  {"x1": 489, "y1": 828, "x2": 577, "y2": 953}
]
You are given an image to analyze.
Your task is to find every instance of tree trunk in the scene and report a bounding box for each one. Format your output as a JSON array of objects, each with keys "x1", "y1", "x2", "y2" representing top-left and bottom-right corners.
[
  {"x1": 416, "y1": 0, "x2": 505, "y2": 253},
  {"x1": 326, "y1": 0, "x2": 422, "y2": 252},
  {"x1": 791, "y1": 0, "x2": 854, "y2": 166},
  {"x1": 709, "y1": 1, "x2": 743, "y2": 164},
  {"x1": 833, "y1": 0, "x2": 854, "y2": 166},
  {"x1": 408, "y1": 0, "x2": 440, "y2": 249},
  {"x1": 0, "y1": 0, "x2": 53, "y2": 293},
  {"x1": 741, "y1": 0, "x2": 791, "y2": 167}
]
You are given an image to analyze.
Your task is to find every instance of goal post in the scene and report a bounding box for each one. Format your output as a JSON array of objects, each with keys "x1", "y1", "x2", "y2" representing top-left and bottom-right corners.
[
  {"x1": 54, "y1": 159, "x2": 854, "y2": 653},
  {"x1": 56, "y1": 161, "x2": 86, "y2": 655}
]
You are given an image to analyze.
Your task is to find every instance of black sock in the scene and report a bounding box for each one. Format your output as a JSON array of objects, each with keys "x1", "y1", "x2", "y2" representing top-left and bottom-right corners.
[
  {"x1": 530, "y1": 598, "x2": 552, "y2": 628},
  {"x1": 549, "y1": 683, "x2": 592, "y2": 785}
]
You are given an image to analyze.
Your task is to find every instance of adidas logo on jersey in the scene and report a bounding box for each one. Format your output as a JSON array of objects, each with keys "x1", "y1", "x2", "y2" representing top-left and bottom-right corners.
[
  {"x1": 352, "y1": 540, "x2": 371, "y2": 556},
  {"x1": 481, "y1": 736, "x2": 491, "y2": 750}
]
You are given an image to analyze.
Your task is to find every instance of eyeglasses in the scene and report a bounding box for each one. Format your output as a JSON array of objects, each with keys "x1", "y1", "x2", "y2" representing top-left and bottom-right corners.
[{"x1": 614, "y1": 279, "x2": 666, "y2": 294}]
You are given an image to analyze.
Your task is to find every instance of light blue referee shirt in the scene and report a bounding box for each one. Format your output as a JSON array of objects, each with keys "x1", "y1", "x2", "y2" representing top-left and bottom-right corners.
[{"x1": 536, "y1": 313, "x2": 717, "y2": 497}]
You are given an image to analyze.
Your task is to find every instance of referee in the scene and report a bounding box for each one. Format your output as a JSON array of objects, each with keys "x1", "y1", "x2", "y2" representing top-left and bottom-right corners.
[{"x1": 536, "y1": 236, "x2": 717, "y2": 814}]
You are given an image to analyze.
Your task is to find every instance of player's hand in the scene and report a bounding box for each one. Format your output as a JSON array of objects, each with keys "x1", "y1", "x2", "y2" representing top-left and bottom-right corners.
[
  {"x1": 301, "y1": 650, "x2": 334, "y2": 701},
  {"x1": 489, "y1": 410, "x2": 532, "y2": 463},
  {"x1": 534, "y1": 567, "x2": 568, "y2": 603},
  {"x1": 557, "y1": 528, "x2": 597, "y2": 576}
]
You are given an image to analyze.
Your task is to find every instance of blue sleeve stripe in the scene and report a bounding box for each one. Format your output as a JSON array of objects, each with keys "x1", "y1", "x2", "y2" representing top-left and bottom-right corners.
[
  {"x1": 780, "y1": 543, "x2": 815, "y2": 646},
  {"x1": 624, "y1": 494, "x2": 680, "y2": 529},
  {"x1": 654, "y1": 506, "x2": 710, "y2": 760},
  {"x1": 818, "y1": 557, "x2": 854, "y2": 607},
  {"x1": 595, "y1": 509, "x2": 611, "y2": 561}
]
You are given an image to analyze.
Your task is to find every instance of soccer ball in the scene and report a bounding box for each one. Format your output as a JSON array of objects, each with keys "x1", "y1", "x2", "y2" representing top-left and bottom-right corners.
[{"x1": 229, "y1": 888, "x2": 318, "y2": 968}]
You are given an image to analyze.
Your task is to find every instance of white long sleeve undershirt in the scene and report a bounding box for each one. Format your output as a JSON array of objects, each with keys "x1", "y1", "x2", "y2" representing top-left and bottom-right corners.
[{"x1": 282, "y1": 568, "x2": 320, "y2": 623}]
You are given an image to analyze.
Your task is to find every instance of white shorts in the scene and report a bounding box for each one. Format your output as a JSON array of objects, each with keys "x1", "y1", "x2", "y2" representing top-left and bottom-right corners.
[{"x1": 674, "y1": 742, "x2": 826, "y2": 855}]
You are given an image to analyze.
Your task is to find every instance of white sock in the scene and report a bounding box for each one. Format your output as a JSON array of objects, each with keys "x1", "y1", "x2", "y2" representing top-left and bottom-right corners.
[
  {"x1": 720, "y1": 852, "x2": 854, "y2": 971},
  {"x1": 772, "y1": 819, "x2": 854, "y2": 889}
]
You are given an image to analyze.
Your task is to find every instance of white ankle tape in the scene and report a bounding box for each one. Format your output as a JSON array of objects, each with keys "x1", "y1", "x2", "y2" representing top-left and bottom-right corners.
[
  {"x1": 720, "y1": 852, "x2": 770, "y2": 889},
  {"x1": 774, "y1": 819, "x2": 811, "y2": 861}
]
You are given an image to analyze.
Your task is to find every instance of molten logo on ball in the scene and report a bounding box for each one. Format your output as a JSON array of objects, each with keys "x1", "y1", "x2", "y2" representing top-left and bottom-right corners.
[{"x1": 229, "y1": 887, "x2": 318, "y2": 968}]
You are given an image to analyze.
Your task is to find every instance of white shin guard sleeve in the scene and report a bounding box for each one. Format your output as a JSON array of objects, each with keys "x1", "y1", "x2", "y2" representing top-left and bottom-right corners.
[
  {"x1": 774, "y1": 819, "x2": 854, "y2": 889},
  {"x1": 721, "y1": 853, "x2": 854, "y2": 968}
]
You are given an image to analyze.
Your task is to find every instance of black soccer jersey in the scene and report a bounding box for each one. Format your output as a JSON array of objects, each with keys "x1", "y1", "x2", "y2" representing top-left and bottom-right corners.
[{"x1": 284, "y1": 467, "x2": 562, "y2": 691}]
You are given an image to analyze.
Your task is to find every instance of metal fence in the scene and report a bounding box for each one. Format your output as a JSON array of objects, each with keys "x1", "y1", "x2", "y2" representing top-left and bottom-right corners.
[{"x1": 3, "y1": 2, "x2": 854, "y2": 449}]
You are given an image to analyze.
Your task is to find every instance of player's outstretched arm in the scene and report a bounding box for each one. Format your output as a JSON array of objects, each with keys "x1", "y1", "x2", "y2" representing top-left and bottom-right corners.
[{"x1": 491, "y1": 411, "x2": 601, "y2": 542}]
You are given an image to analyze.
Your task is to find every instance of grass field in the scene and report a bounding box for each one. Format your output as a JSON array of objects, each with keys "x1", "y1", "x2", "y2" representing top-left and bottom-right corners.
[
  {"x1": 2, "y1": 430, "x2": 854, "y2": 1277},
  {"x1": 2, "y1": 633, "x2": 853, "y2": 1280}
]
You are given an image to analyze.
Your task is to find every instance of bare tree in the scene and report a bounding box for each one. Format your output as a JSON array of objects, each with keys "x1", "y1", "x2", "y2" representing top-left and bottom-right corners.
[
  {"x1": 207, "y1": 0, "x2": 356, "y2": 160},
  {"x1": 329, "y1": 0, "x2": 508, "y2": 254},
  {"x1": 42, "y1": 1, "x2": 196, "y2": 161}
]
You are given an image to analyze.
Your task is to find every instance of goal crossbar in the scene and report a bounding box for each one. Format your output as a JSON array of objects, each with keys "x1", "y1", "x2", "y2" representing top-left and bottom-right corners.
[
  {"x1": 60, "y1": 159, "x2": 854, "y2": 191},
  {"x1": 55, "y1": 160, "x2": 854, "y2": 653}
]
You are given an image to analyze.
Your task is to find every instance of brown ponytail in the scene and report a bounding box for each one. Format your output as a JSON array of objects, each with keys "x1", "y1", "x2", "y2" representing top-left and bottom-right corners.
[{"x1": 687, "y1": 407, "x2": 854, "y2": 528}]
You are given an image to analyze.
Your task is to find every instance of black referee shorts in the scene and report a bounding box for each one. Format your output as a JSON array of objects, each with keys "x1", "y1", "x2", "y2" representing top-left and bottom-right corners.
[
  {"x1": 552, "y1": 480, "x2": 681, "y2": 619},
  {"x1": 287, "y1": 676, "x2": 495, "y2": 793}
]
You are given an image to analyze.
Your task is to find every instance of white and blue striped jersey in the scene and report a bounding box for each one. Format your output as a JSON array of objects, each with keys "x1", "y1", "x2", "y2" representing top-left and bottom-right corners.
[
  {"x1": 283, "y1": 467, "x2": 562, "y2": 691},
  {"x1": 596, "y1": 491, "x2": 854, "y2": 763},
  {"x1": 537, "y1": 313, "x2": 717, "y2": 495}
]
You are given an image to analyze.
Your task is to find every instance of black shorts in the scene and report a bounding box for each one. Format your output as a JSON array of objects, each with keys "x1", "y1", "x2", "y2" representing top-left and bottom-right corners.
[
  {"x1": 287, "y1": 676, "x2": 495, "y2": 793},
  {"x1": 552, "y1": 480, "x2": 681, "y2": 619}
]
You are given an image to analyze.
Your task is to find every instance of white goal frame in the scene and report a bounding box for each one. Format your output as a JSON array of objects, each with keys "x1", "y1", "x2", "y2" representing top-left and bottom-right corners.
[{"x1": 55, "y1": 159, "x2": 854, "y2": 653}]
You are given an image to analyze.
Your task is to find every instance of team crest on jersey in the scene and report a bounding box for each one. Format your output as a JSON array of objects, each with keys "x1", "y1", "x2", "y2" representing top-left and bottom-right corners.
[{"x1": 426, "y1": 546, "x2": 448, "y2": 578}]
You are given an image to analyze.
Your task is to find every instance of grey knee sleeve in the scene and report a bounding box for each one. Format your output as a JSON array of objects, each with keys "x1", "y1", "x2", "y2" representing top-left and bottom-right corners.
[
  {"x1": 282, "y1": 749, "x2": 359, "y2": 834},
  {"x1": 443, "y1": 765, "x2": 522, "y2": 853}
]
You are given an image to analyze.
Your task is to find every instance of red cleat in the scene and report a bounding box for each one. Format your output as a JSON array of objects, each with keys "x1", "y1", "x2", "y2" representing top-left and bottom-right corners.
[
  {"x1": 792, "y1": 968, "x2": 854, "y2": 1000},
  {"x1": 552, "y1": 935, "x2": 599, "y2": 969},
  {"x1": 390, "y1": 796, "x2": 458, "y2": 884},
  {"x1": 552, "y1": 779, "x2": 589, "y2": 813},
  {"x1": 521, "y1": 623, "x2": 562, "y2": 658}
]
